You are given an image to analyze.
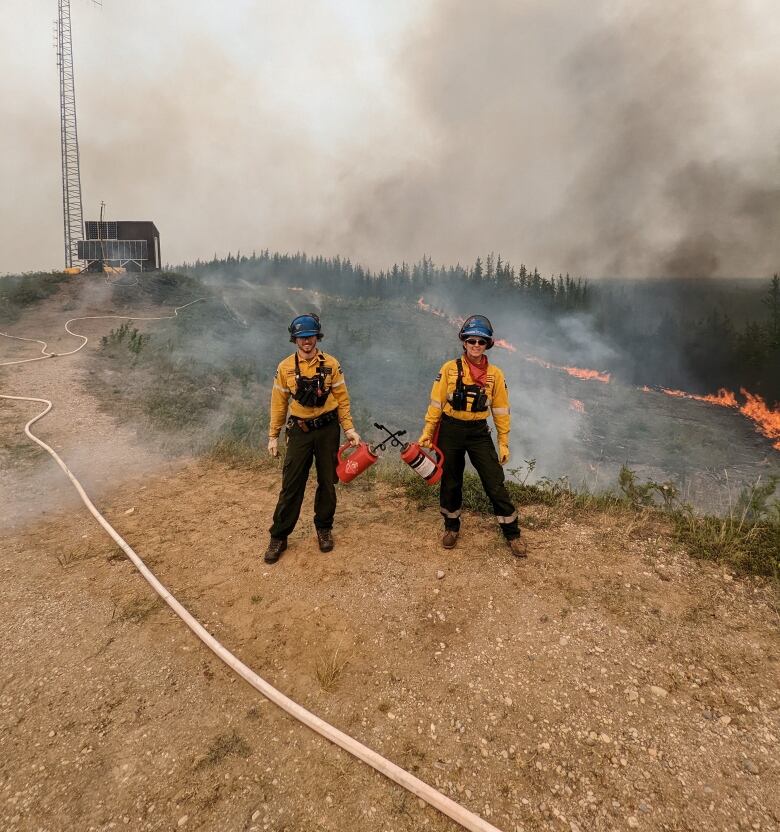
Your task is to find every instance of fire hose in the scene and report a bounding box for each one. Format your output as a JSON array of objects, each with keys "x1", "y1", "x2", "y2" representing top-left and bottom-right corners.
[{"x1": 0, "y1": 304, "x2": 505, "y2": 832}]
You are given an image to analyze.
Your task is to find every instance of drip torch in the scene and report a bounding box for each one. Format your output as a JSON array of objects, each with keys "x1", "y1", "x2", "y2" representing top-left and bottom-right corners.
[{"x1": 336, "y1": 423, "x2": 407, "y2": 483}]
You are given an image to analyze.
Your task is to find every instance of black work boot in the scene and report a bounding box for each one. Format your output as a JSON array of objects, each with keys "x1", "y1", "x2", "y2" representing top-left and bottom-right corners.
[
  {"x1": 263, "y1": 537, "x2": 287, "y2": 564},
  {"x1": 316, "y1": 528, "x2": 334, "y2": 553},
  {"x1": 506, "y1": 536, "x2": 528, "y2": 558},
  {"x1": 442, "y1": 530, "x2": 458, "y2": 549}
]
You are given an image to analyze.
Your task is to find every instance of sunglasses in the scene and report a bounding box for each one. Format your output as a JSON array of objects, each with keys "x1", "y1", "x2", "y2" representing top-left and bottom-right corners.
[{"x1": 465, "y1": 338, "x2": 488, "y2": 346}]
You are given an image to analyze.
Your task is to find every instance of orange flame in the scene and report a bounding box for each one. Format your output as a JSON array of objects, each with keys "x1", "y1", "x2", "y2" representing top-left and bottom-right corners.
[
  {"x1": 565, "y1": 367, "x2": 611, "y2": 383},
  {"x1": 417, "y1": 297, "x2": 518, "y2": 351},
  {"x1": 703, "y1": 389, "x2": 739, "y2": 407},
  {"x1": 739, "y1": 389, "x2": 780, "y2": 449},
  {"x1": 645, "y1": 385, "x2": 779, "y2": 449},
  {"x1": 416, "y1": 297, "x2": 464, "y2": 328},
  {"x1": 524, "y1": 355, "x2": 611, "y2": 383},
  {"x1": 493, "y1": 338, "x2": 517, "y2": 353},
  {"x1": 415, "y1": 297, "x2": 778, "y2": 450},
  {"x1": 658, "y1": 387, "x2": 737, "y2": 407}
]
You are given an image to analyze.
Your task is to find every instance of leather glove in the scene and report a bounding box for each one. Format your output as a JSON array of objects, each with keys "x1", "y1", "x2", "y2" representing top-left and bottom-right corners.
[
  {"x1": 345, "y1": 428, "x2": 361, "y2": 447},
  {"x1": 498, "y1": 441, "x2": 510, "y2": 465},
  {"x1": 267, "y1": 436, "x2": 279, "y2": 457},
  {"x1": 418, "y1": 433, "x2": 433, "y2": 449}
]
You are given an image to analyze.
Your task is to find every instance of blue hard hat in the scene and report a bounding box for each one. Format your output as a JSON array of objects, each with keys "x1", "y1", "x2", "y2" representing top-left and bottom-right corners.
[
  {"x1": 288, "y1": 313, "x2": 323, "y2": 342},
  {"x1": 459, "y1": 314, "x2": 494, "y2": 348}
]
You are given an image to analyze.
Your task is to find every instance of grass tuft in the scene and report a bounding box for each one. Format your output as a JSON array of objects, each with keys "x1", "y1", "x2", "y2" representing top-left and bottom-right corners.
[
  {"x1": 672, "y1": 476, "x2": 780, "y2": 576},
  {"x1": 208, "y1": 405, "x2": 271, "y2": 469},
  {"x1": 117, "y1": 598, "x2": 161, "y2": 623},
  {"x1": 194, "y1": 731, "x2": 251, "y2": 771},
  {"x1": 315, "y1": 643, "x2": 350, "y2": 693}
]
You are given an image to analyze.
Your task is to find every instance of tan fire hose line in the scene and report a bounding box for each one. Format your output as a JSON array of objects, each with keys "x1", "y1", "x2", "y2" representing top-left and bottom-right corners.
[{"x1": 0, "y1": 302, "x2": 505, "y2": 832}]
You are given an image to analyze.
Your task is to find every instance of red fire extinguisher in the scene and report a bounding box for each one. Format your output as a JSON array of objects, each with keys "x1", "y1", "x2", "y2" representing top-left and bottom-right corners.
[
  {"x1": 336, "y1": 441, "x2": 379, "y2": 483},
  {"x1": 400, "y1": 440, "x2": 444, "y2": 485}
]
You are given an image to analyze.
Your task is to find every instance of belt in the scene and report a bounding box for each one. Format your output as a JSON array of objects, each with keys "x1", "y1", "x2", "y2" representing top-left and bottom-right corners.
[
  {"x1": 442, "y1": 413, "x2": 487, "y2": 426},
  {"x1": 286, "y1": 409, "x2": 338, "y2": 433}
]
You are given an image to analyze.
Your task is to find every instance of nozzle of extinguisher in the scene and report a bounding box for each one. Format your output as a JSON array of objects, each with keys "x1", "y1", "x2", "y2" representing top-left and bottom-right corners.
[{"x1": 399, "y1": 441, "x2": 444, "y2": 485}]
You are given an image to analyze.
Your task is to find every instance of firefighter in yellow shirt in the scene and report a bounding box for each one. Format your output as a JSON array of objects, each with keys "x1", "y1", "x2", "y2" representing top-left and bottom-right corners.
[
  {"x1": 418, "y1": 314, "x2": 527, "y2": 557},
  {"x1": 263, "y1": 313, "x2": 360, "y2": 564}
]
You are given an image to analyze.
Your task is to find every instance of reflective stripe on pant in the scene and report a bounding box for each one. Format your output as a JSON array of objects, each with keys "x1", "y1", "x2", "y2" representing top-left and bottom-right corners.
[
  {"x1": 437, "y1": 416, "x2": 519, "y2": 540},
  {"x1": 269, "y1": 418, "x2": 340, "y2": 539}
]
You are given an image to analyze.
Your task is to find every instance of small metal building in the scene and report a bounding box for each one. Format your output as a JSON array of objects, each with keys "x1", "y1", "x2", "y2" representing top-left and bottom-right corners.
[{"x1": 77, "y1": 220, "x2": 161, "y2": 272}]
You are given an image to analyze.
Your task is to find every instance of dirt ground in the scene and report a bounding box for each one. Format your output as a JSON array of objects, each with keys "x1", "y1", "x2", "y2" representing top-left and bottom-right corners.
[{"x1": 2, "y1": 285, "x2": 779, "y2": 832}]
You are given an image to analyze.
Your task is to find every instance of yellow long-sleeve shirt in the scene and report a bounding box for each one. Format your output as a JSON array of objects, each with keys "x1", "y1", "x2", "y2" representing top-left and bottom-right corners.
[
  {"x1": 421, "y1": 356, "x2": 511, "y2": 441},
  {"x1": 269, "y1": 350, "x2": 355, "y2": 438}
]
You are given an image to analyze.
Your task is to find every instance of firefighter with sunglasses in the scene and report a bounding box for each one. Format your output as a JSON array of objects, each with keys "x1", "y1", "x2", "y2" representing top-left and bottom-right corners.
[
  {"x1": 418, "y1": 315, "x2": 527, "y2": 557},
  {"x1": 263, "y1": 313, "x2": 360, "y2": 564}
]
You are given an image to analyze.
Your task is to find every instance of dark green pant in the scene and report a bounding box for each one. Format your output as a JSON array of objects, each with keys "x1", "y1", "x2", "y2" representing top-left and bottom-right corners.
[
  {"x1": 269, "y1": 418, "x2": 340, "y2": 539},
  {"x1": 438, "y1": 415, "x2": 519, "y2": 539}
]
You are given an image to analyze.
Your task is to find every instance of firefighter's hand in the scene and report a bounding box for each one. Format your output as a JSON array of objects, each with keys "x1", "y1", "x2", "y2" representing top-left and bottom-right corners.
[
  {"x1": 499, "y1": 442, "x2": 510, "y2": 465},
  {"x1": 267, "y1": 436, "x2": 279, "y2": 457},
  {"x1": 345, "y1": 428, "x2": 361, "y2": 447},
  {"x1": 418, "y1": 434, "x2": 433, "y2": 449}
]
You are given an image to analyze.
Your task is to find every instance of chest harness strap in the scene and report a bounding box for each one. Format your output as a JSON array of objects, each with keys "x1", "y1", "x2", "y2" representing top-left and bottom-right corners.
[
  {"x1": 293, "y1": 352, "x2": 330, "y2": 408},
  {"x1": 450, "y1": 358, "x2": 489, "y2": 412}
]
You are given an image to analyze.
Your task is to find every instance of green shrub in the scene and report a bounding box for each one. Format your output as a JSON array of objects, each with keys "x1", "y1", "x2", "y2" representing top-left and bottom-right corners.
[
  {"x1": 0, "y1": 272, "x2": 70, "y2": 323},
  {"x1": 143, "y1": 382, "x2": 221, "y2": 429},
  {"x1": 673, "y1": 477, "x2": 780, "y2": 576},
  {"x1": 208, "y1": 406, "x2": 270, "y2": 468},
  {"x1": 618, "y1": 465, "x2": 679, "y2": 509}
]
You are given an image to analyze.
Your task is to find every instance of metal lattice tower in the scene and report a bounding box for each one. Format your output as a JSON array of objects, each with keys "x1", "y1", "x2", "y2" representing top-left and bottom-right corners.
[{"x1": 57, "y1": 0, "x2": 84, "y2": 268}]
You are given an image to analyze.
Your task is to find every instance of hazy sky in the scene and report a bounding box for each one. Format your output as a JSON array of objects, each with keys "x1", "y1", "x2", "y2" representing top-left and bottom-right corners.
[{"x1": 2, "y1": 1, "x2": 779, "y2": 277}]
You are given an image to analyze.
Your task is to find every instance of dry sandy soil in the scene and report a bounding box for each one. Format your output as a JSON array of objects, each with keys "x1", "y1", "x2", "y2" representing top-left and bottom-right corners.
[{"x1": 2, "y1": 285, "x2": 779, "y2": 832}]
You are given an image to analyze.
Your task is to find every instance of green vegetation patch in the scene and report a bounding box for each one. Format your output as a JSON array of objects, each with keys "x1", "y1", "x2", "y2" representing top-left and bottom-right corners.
[
  {"x1": 384, "y1": 461, "x2": 779, "y2": 578},
  {"x1": 672, "y1": 477, "x2": 780, "y2": 576},
  {"x1": 208, "y1": 405, "x2": 271, "y2": 469},
  {"x1": 0, "y1": 272, "x2": 70, "y2": 323}
]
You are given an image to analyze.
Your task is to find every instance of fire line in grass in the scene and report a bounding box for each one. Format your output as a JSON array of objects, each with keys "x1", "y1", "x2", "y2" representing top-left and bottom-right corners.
[
  {"x1": 524, "y1": 354, "x2": 611, "y2": 384},
  {"x1": 644, "y1": 385, "x2": 780, "y2": 449},
  {"x1": 736, "y1": 389, "x2": 780, "y2": 450},
  {"x1": 416, "y1": 297, "x2": 780, "y2": 451}
]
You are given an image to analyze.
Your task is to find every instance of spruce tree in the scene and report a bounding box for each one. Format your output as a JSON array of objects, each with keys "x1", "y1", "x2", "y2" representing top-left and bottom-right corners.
[{"x1": 764, "y1": 274, "x2": 780, "y2": 348}]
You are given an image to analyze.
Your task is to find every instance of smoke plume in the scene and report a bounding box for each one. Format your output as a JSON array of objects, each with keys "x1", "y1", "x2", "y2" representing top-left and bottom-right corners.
[
  {"x1": 338, "y1": 0, "x2": 780, "y2": 277},
  {"x1": 1, "y1": 1, "x2": 779, "y2": 277}
]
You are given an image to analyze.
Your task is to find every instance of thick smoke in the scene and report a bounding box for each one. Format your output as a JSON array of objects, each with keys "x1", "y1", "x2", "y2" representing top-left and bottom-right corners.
[
  {"x1": 338, "y1": 0, "x2": 780, "y2": 277},
  {"x1": 2, "y1": 1, "x2": 779, "y2": 276}
]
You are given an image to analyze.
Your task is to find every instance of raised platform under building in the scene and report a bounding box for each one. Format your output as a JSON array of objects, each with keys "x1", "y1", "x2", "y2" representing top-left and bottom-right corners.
[{"x1": 76, "y1": 220, "x2": 161, "y2": 272}]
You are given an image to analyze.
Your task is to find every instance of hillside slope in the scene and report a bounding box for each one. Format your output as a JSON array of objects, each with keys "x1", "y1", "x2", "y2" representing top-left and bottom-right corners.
[
  {"x1": 2, "y1": 459, "x2": 779, "y2": 832},
  {"x1": 1, "y1": 275, "x2": 778, "y2": 832}
]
